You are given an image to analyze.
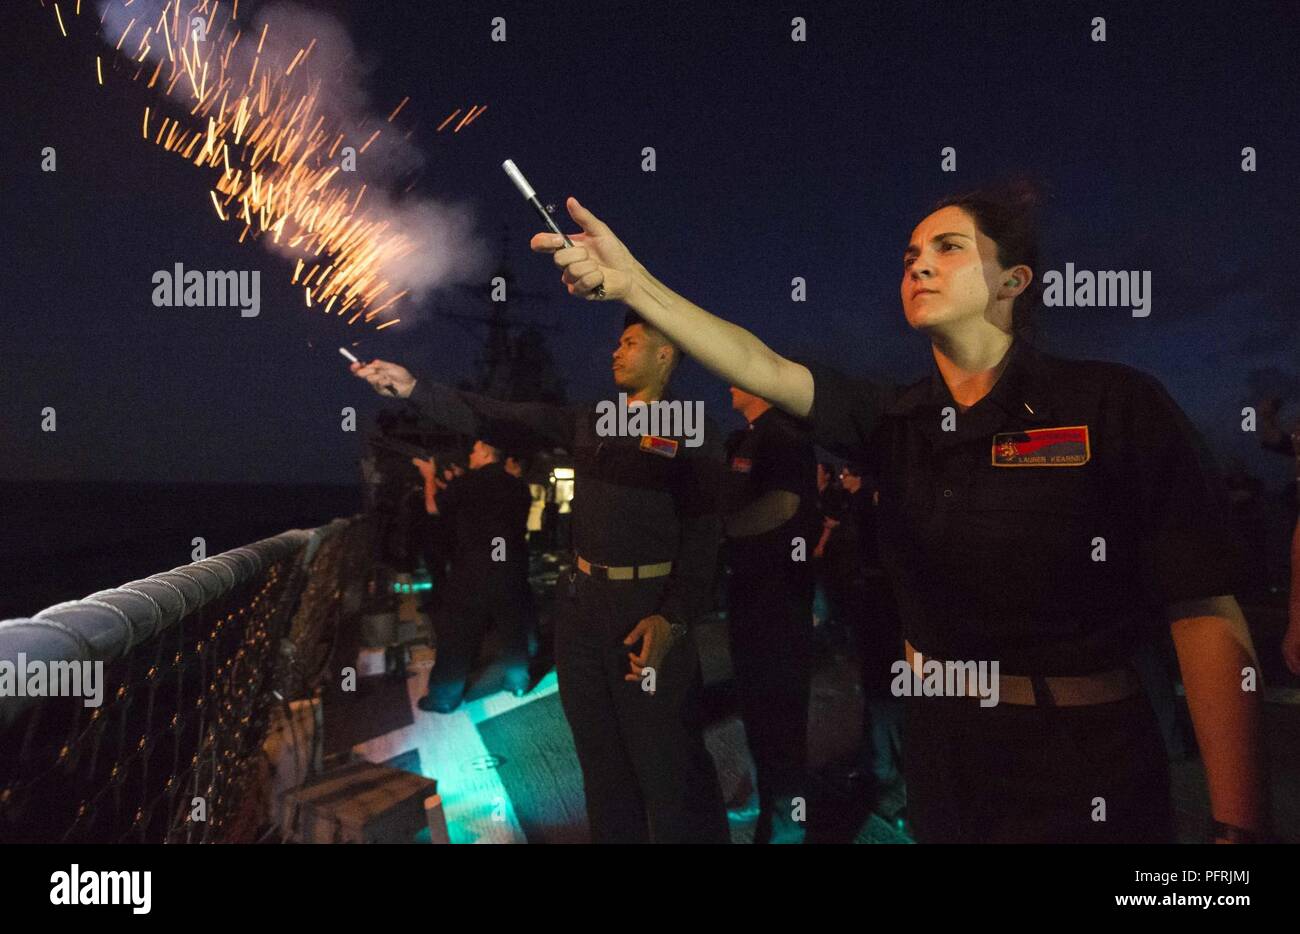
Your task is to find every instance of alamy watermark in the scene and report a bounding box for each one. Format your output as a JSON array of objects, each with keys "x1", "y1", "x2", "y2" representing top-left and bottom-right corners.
[
  {"x1": 594, "y1": 393, "x2": 705, "y2": 448},
  {"x1": 50, "y1": 865, "x2": 151, "y2": 914},
  {"x1": 890, "y1": 650, "x2": 1000, "y2": 707},
  {"x1": 151, "y1": 262, "x2": 260, "y2": 318},
  {"x1": 0, "y1": 654, "x2": 105, "y2": 707},
  {"x1": 1041, "y1": 264, "x2": 1151, "y2": 317}
]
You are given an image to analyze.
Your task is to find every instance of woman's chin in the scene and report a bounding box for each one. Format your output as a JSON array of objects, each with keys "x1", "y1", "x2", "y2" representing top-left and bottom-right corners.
[{"x1": 906, "y1": 307, "x2": 948, "y2": 332}]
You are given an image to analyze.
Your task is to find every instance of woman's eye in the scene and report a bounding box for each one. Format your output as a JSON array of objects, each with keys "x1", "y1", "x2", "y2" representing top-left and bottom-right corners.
[{"x1": 941, "y1": 242, "x2": 961, "y2": 251}]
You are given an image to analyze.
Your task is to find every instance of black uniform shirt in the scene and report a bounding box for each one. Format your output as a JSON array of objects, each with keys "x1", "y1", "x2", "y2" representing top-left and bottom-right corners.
[
  {"x1": 438, "y1": 462, "x2": 532, "y2": 566},
  {"x1": 723, "y1": 408, "x2": 820, "y2": 566},
  {"x1": 802, "y1": 340, "x2": 1252, "y2": 675},
  {"x1": 409, "y1": 380, "x2": 723, "y2": 629}
]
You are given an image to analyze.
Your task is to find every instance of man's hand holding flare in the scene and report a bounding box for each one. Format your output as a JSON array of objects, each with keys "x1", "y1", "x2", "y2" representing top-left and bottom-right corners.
[{"x1": 351, "y1": 359, "x2": 417, "y2": 398}]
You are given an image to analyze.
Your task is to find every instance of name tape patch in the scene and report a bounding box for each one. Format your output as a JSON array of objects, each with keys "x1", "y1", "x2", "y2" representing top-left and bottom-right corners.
[{"x1": 992, "y1": 425, "x2": 1090, "y2": 467}]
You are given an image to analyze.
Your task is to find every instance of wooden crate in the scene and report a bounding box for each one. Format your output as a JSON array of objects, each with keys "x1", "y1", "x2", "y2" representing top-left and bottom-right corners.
[{"x1": 283, "y1": 761, "x2": 440, "y2": 844}]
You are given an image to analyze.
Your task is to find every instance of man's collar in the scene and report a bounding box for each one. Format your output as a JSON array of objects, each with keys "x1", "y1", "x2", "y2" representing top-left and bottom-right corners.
[
  {"x1": 625, "y1": 383, "x2": 676, "y2": 404},
  {"x1": 747, "y1": 406, "x2": 777, "y2": 428}
]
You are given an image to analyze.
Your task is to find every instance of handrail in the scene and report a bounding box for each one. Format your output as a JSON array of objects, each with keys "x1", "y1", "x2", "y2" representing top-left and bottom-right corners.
[
  {"x1": 0, "y1": 528, "x2": 316, "y2": 728},
  {"x1": 0, "y1": 517, "x2": 364, "y2": 843}
]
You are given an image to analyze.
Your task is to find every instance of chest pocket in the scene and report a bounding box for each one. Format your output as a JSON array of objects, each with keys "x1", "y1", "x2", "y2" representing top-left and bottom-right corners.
[
  {"x1": 574, "y1": 436, "x2": 682, "y2": 493},
  {"x1": 968, "y1": 463, "x2": 1100, "y2": 518}
]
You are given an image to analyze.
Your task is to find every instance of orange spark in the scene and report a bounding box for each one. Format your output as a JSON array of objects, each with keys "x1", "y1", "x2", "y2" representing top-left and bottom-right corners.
[
  {"x1": 453, "y1": 106, "x2": 479, "y2": 133},
  {"x1": 437, "y1": 108, "x2": 461, "y2": 132},
  {"x1": 116, "y1": 16, "x2": 136, "y2": 51}
]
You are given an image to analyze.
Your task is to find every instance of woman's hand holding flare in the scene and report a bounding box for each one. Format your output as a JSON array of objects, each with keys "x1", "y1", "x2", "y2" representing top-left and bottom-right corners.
[{"x1": 530, "y1": 197, "x2": 640, "y2": 301}]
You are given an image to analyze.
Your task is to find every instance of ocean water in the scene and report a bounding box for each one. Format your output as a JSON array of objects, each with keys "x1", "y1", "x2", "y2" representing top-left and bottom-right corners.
[{"x1": 0, "y1": 482, "x2": 360, "y2": 620}]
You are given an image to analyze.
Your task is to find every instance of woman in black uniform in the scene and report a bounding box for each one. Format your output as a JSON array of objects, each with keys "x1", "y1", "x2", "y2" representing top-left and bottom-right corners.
[{"x1": 529, "y1": 186, "x2": 1267, "y2": 843}]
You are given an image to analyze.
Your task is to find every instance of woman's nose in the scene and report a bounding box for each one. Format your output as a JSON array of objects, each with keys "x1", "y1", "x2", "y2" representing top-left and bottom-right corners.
[{"x1": 909, "y1": 264, "x2": 934, "y2": 281}]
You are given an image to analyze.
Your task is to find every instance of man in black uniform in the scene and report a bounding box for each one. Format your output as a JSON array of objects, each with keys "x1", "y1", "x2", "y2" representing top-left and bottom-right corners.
[
  {"x1": 835, "y1": 465, "x2": 906, "y2": 819},
  {"x1": 352, "y1": 314, "x2": 728, "y2": 843},
  {"x1": 722, "y1": 386, "x2": 819, "y2": 843},
  {"x1": 418, "y1": 436, "x2": 535, "y2": 712}
]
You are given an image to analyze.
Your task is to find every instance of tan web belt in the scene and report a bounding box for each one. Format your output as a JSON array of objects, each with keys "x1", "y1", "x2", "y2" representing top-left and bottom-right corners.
[
  {"x1": 904, "y1": 640, "x2": 1141, "y2": 707},
  {"x1": 576, "y1": 555, "x2": 674, "y2": 581}
]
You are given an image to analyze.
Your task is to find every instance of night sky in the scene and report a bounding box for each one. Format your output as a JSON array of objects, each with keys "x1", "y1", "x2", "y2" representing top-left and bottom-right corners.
[{"x1": 2, "y1": 0, "x2": 1297, "y2": 488}]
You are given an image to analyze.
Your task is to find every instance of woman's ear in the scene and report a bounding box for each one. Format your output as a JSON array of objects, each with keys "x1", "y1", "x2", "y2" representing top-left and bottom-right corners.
[{"x1": 999, "y1": 264, "x2": 1033, "y2": 300}]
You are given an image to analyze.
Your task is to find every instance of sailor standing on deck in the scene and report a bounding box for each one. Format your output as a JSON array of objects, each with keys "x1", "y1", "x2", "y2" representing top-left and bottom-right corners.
[
  {"x1": 721, "y1": 387, "x2": 819, "y2": 843},
  {"x1": 530, "y1": 188, "x2": 1265, "y2": 844},
  {"x1": 412, "y1": 434, "x2": 535, "y2": 713},
  {"x1": 352, "y1": 314, "x2": 729, "y2": 843}
]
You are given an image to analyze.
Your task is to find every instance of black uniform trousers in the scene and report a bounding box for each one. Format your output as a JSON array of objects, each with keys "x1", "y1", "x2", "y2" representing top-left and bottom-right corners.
[
  {"x1": 428, "y1": 558, "x2": 533, "y2": 709},
  {"x1": 856, "y1": 574, "x2": 904, "y2": 787},
  {"x1": 903, "y1": 687, "x2": 1175, "y2": 843},
  {"x1": 725, "y1": 558, "x2": 814, "y2": 803},
  {"x1": 554, "y1": 568, "x2": 728, "y2": 843}
]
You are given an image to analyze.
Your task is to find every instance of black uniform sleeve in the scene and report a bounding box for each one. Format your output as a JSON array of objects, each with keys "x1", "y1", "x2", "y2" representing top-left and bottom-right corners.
[
  {"x1": 437, "y1": 474, "x2": 464, "y2": 517},
  {"x1": 800, "y1": 360, "x2": 892, "y2": 463},
  {"x1": 752, "y1": 414, "x2": 813, "y2": 499},
  {"x1": 656, "y1": 422, "x2": 724, "y2": 629},
  {"x1": 408, "y1": 378, "x2": 579, "y2": 450},
  {"x1": 1121, "y1": 370, "x2": 1253, "y2": 605},
  {"x1": 512, "y1": 478, "x2": 534, "y2": 530}
]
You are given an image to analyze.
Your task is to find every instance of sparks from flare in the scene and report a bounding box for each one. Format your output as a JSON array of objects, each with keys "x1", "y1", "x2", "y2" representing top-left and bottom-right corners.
[{"x1": 50, "y1": 0, "x2": 492, "y2": 330}]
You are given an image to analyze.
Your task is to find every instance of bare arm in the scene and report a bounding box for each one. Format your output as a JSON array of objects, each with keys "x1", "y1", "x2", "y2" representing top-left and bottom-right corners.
[
  {"x1": 1167, "y1": 595, "x2": 1265, "y2": 838},
  {"x1": 532, "y1": 197, "x2": 815, "y2": 419},
  {"x1": 630, "y1": 264, "x2": 815, "y2": 418},
  {"x1": 724, "y1": 490, "x2": 799, "y2": 538},
  {"x1": 814, "y1": 516, "x2": 837, "y2": 558},
  {"x1": 412, "y1": 458, "x2": 439, "y2": 515}
]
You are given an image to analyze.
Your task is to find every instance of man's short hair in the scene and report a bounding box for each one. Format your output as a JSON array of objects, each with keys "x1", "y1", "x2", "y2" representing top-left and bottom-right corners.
[{"x1": 623, "y1": 311, "x2": 682, "y2": 375}]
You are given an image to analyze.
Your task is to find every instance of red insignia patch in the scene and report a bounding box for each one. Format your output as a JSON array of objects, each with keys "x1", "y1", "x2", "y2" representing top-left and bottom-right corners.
[{"x1": 640, "y1": 435, "x2": 679, "y2": 458}]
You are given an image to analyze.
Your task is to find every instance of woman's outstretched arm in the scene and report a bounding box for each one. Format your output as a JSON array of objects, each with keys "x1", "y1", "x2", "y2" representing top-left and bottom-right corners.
[{"x1": 532, "y1": 197, "x2": 815, "y2": 419}]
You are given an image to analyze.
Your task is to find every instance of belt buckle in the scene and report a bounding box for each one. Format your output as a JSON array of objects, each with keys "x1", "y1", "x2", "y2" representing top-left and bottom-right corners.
[{"x1": 587, "y1": 557, "x2": 615, "y2": 581}]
